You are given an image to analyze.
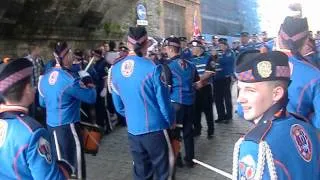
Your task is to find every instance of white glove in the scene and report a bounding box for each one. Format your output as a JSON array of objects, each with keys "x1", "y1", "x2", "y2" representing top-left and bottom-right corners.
[
  {"x1": 100, "y1": 88, "x2": 107, "y2": 97},
  {"x1": 78, "y1": 70, "x2": 90, "y2": 78}
]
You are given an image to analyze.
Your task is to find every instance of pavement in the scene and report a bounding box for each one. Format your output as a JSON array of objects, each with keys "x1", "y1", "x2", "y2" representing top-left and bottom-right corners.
[
  {"x1": 85, "y1": 114, "x2": 253, "y2": 180},
  {"x1": 86, "y1": 84, "x2": 254, "y2": 180}
]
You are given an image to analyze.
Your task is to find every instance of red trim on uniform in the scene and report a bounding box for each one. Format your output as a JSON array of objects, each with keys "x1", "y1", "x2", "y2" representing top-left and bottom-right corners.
[
  {"x1": 297, "y1": 77, "x2": 320, "y2": 116},
  {"x1": 260, "y1": 120, "x2": 273, "y2": 142},
  {"x1": 58, "y1": 84, "x2": 73, "y2": 126},
  {"x1": 171, "y1": 71, "x2": 182, "y2": 103},
  {"x1": 274, "y1": 159, "x2": 292, "y2": 180},
  {"x1": 14, "y1": 144, "x2": 29, "y2": 180},
  {"x1": 141, "y1": 73, "x2": 153, "y2": 131}
]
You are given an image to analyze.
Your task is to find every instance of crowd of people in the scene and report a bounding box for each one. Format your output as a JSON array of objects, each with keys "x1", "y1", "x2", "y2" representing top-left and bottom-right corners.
[{"x1": 0, "y1": 3, "x2": 320, "y2": 180}]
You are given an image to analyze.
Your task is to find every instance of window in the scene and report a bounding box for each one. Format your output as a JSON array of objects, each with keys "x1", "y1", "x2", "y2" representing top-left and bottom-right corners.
[{"x1": 163, "y1": 2, "x2": 185, "y2": 37}]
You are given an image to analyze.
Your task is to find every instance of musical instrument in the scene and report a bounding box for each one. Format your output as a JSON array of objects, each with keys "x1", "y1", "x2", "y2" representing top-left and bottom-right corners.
[{"x1": 80, "y1": 121, "x2": 103, "y2": 155}]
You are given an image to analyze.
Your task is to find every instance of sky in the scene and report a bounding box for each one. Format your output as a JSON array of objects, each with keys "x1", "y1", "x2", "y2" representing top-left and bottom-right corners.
[{"x1": 257, "y1": 0, "x2": 320, "y2": 37}]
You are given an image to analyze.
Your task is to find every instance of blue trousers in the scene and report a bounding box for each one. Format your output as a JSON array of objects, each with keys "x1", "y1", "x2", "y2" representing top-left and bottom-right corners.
[
  {"x1": 128, "y1": 130, "x2": 174, "y2": 180},
  {"x1": 172, "y1": 103, "x2": 195, "y2": 162},
  {"x1": 47, "y1": 123, "x2": 86, "y2": 179}
]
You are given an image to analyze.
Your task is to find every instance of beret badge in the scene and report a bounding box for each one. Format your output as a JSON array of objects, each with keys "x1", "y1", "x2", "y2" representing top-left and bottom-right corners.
[{"x1": 257, "y1": 61, "x2": 272, "y2": 78}]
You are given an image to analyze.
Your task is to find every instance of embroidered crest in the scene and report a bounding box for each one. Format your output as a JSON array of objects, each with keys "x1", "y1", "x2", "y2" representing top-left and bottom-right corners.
[
  {"x1": 291, "y1": 124, "x2": 312, "y2": 162},
  {"x1": 257, "y1": 61, "x2": 272, "y2": 78},
  {"x1": 210, "y1": 61, "x2": 216, "y2": 69},
  {"x1": 48, "y1": 71, "x2": 59, "y2": 85},
  {"x1": 121, "y1": 60, "x2": 135, "y2": 77},
  {"x1": 0, "y1": 120, "x2": 8, "y2": 148},
  {"x1": 38, "y1": 137, "x2": 52, "y2": 164},
  {"x1": 178, "y1": 59, "x2": 188, "y2": 70},
  {"x1": 239, "y1": 155, "x2": 256, "y2": 180}
]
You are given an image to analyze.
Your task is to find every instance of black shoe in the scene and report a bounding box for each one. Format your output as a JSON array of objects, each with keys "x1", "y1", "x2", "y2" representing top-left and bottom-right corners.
[
  {"x1": 176, "y1": 156, "x2": 184, "y2": 168},
  {"x1": 207, "y1": 134, "x2": 213, "y2": 139},
  {"x1": 215, "y1": 119, "x2": 224, "y2": 123},
  {"x1": 193, "y1": 132, "x2": 201, "y2": 137},
  {"x1": 223, "y1": 120, "x2": 230, "y2": 124},
  {"x1": 184, "y1": 160, "x2": 195, "y2": 168}
]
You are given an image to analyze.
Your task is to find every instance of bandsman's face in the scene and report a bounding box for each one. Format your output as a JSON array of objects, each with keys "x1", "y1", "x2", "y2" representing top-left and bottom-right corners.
[
  {"x1": 237, "y1": 81, "x2": 274, "y2": 122},
  {"x1": 240, "y1": 36, "x2": 249, "y2": 44},
  {"x1": 191, "y1": 46, "x2": 201, "y2": 55}
]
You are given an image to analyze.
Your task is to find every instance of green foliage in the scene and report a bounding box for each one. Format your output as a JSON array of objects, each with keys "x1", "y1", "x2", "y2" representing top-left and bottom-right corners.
[{"x1": 103, "y1": 22, "x2": 125, "y2": 38}]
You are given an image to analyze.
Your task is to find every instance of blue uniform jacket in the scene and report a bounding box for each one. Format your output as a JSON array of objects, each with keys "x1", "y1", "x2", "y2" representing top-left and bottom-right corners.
[
  {"x1": 239, "y1": 43, "x2": 257, "y2": 53},
  {"x1": 316, "y1": 40, "x2": 320, "y2": 59},
  {"x1": 167, "y1": 56, "x2": 199, "y2": 105},
  {"x1": 287, "y1": 56, "x2": 320, "y2": 128},
  {"x1": 0, "y1": 110, "x2": 65, "y2": 180},
  {"x1": 214, "y1": 49, "x2": 235, "y2": 80},
  {"x1": 180, "y1": 48, "x2": 192, "y2": 60},
  {"x1": 236, "y1": 115, "x2": 320, "y2": 180},
  {"x1": 39, "y1": 67, "x2": 97, "y2": 127},
  {"x1": 111, "y1": 55, "x2": 174, "y2": 135},
  {"x1": 93, "y1": 58, "x2": 109, "y2": 93},
  {"x1": 190, "y1": 53, "x2": 215, "y2": 76}
]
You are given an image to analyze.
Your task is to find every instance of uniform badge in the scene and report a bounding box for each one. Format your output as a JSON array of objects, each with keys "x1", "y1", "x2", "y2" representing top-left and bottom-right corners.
[
  {"x1": 291, "y1": 124, "x2": 312, "y2": 162},
  {"x1": 121, "y1": 60, "x2": 135, "y2": 77},
  {"x1": 0, "y1": 120, "x2": 8, "y2": 148},
  {"x1": 38, "y1": 137, "x2": 52, "y2": 164},
  {"x1": 178, "y1": 59, "x2": 188, "y2": 70},
  {"x1": 210, "y1": 61, "x2": 216, "y2": 69},
  {"x1": 48, "y1": 71, "x2": 59, "y2": 85},
  {"x1": 257, "y1": 61, "x2": 272, "y2": 78},
  {"x1": 239, "y1": 155, "x2": 256, "y2": 180}
]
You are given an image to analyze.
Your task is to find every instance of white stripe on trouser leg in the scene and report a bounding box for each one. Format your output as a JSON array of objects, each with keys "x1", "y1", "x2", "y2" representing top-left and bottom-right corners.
[
  {"x1": 54, "y1": 129, "x2": 76, "y2": 174},
  {"x1": 70, "y1": 123, "x2": 82, "y2": 179},
  {"x1": 163, "y1": 130, "x2": 175, "y2": 180},
  {"x1": 53, "y1": 130, "x2": 62, "y2": 160}
]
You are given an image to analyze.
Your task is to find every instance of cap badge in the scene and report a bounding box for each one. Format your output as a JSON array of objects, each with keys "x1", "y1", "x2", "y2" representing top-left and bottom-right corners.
[{"x1": 257, "y1": 61, "x2": 272, "y2": 78}]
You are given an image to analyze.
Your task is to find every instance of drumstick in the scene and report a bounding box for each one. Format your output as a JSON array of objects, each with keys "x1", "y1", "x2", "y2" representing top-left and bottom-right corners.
[
  {"x1": 84, "y1": 57, "x2": 95, "y2": 72},
  {"x1": 80, "y1": 108, "x2": 89, "y2": 118},
  {"x1": 53, "y1": 52, "x2": 61, "y2": 67},
  {"x1": 192, "y1": 159, "x2": 232, "y2": 179}
]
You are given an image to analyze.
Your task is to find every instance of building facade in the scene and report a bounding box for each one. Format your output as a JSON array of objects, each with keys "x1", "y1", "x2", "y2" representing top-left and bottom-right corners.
[
  {"x1": 146, "y1": 0, "x2": 201, "y2": 39},
  {"x1": 201, "y1": 0, "x2": 260, "y2": 36}
]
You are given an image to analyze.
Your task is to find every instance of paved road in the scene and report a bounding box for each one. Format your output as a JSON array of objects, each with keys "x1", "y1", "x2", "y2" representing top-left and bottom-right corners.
[
  {"x1": 86, "y1": 84, "x2": 253, "y2": 180},
  {"x1": 85, "y1": 115, "x2": 252, "y2": 180}
]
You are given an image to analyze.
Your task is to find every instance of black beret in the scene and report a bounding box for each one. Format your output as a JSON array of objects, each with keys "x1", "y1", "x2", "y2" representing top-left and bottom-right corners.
[
  {"x1": 218, "y1": 38, "x2": 228, "y2": 45},
  {"x1": 236, "y1": 51, "x2": 290, "y2": 83},
  {"x1": 73, "y1": 49, "x2": 83, "y2": 59},
  {"x1": 54, "y1": 41, "x2": 68, "y2": 56},
  {"x1": 188, "y1": 40, "x2": 203, "y2": 47},
  {"x1": 279, "y1": 17, "x2": 309, "y2": 50},
  {"x1": 119, "y1": 46, "x2": 129, "y2": 51},
  {"x1": 0, "y1": 58, "x2": 33, "y2": 93},
  {"x1": 128, "y1": 26, "x2": 148, "y2": 45},
  {"x1": 92, "y1": 49, "x2": 103, "y2": 57},
  {"x1": 240, "y1": 32, "x2": 249, "y2": 37},
  {"x1": 163, "y1": 37, "x2": 181, "y2": 48},
  {"x1": 212, "y1": 35, "x2": 219, "y2": 39},
  {"x1": 179, "y1": 37, "x2": 187, "y2": 42}
]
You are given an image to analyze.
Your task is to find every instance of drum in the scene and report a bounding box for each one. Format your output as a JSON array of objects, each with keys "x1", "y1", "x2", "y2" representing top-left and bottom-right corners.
[{"x1": 80, "y1": 121, "x2": 103, "y2": 155}]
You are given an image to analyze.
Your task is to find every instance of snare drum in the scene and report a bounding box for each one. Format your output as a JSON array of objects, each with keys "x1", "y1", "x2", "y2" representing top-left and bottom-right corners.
[{"x1": 80, "y1": 121, "x2": 103, "y2": 155}]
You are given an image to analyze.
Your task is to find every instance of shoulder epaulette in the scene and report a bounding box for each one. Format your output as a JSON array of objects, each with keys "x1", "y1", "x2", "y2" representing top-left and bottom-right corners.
[{"x1": 244, "y1": 120, "x2": 272, "y2": 143}]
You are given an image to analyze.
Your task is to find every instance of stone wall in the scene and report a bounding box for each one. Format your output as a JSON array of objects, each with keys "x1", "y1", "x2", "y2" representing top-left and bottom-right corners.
[
  {"x1": 0, "y1": 0, "x2": 138, "y2": 59},
  {"x1": 0, "y1": 0, "x2": 201, "y2": 59}
]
